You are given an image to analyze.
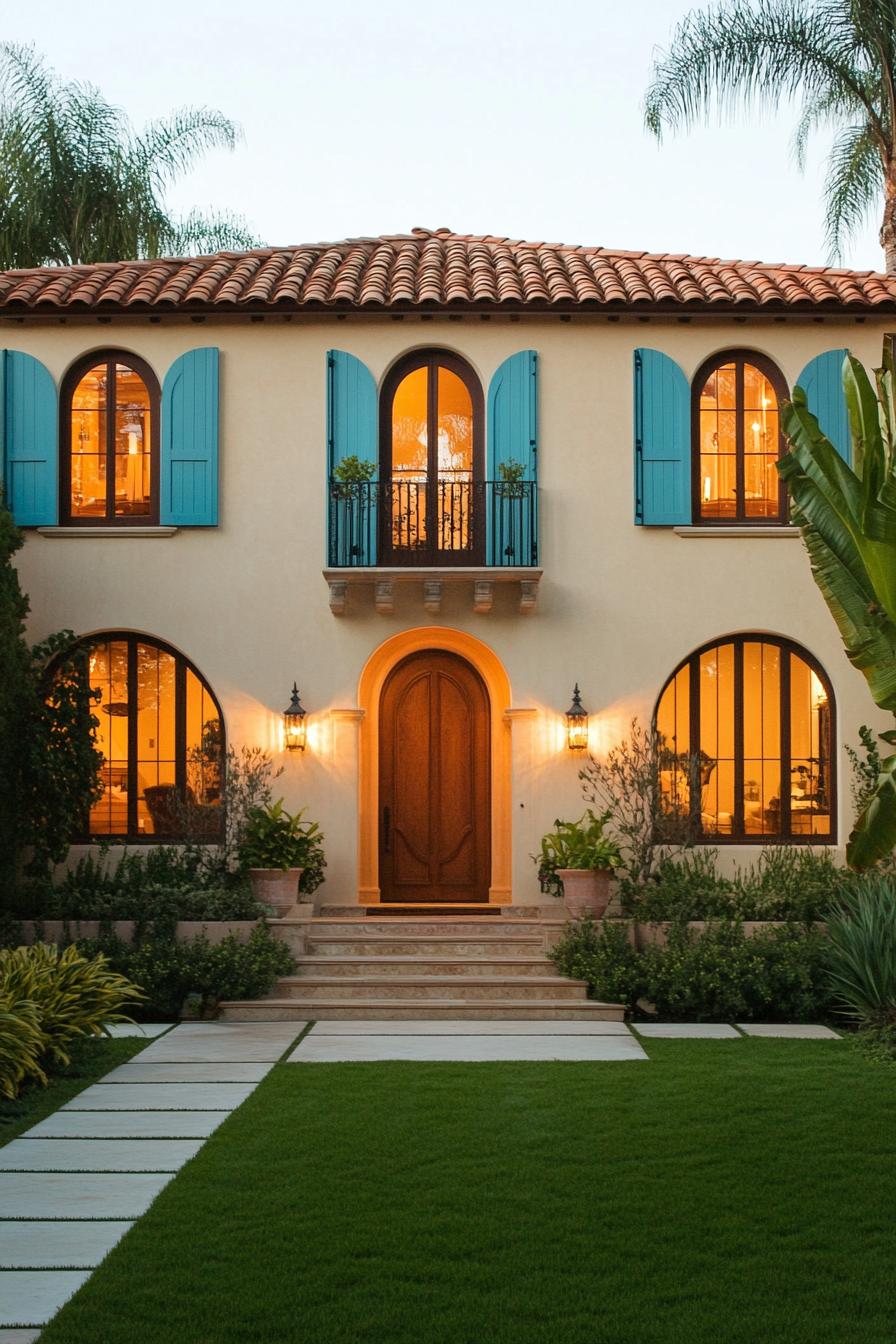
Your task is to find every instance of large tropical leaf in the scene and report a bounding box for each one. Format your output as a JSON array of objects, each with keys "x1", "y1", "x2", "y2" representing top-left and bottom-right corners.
[{"x1": 848, "y1": 751, "x2": 896, "y2": 869}]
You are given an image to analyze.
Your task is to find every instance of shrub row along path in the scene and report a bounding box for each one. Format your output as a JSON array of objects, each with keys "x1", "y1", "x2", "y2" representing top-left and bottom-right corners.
[
  {"x1": 0, "y1": 1021, "x2": 305, "y2": 1336},
  {"x1": 0, "y1": 1019, "x2": 841, "y2": 1336}
]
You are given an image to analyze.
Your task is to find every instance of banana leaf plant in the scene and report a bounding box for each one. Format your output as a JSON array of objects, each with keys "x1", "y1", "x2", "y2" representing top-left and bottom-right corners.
[{"x1": 778, "y1": 347, "x2": 896, "y2": 869}]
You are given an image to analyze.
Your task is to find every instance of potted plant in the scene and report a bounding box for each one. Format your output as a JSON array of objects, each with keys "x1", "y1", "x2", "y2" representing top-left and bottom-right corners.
[
  {"x1": 496, "y1": 458, "x2": 528, "y2": 499},
  {"x1": 332, "y1": 455, "x2": 377, "y2": 500},
  {"x1": 238, "y1": 800, "x2": 325, "y2": 917},
  {"x1": 535, "y1": 809, "x2": 622, "y2": 919}
]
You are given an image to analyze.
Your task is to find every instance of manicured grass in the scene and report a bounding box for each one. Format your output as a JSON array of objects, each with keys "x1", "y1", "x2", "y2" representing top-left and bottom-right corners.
[
  {"x1": 40, "y1": 1041, "x2": 895, "y2": 1344},
  {"x1": 0, "y1": 1034, "x2": 145, "y2": 1148}
]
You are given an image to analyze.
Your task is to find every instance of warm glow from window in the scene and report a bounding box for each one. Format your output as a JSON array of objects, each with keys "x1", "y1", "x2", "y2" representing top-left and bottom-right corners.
[
  {"x1": 69, "y1": 360, "x2": 153, "y2": 521},
  {"x1": 698, "y1": 358, "x2": 782, "y2": 522},
  {"x1": 656, "y1": 638, "x2": 832, "y2": 841},
  {"x1": 387, "y1": 356, "x2": 476, "y2": 557},
  {"x1": 83, "y1": 635, "x2": 222, "y2": 840}
]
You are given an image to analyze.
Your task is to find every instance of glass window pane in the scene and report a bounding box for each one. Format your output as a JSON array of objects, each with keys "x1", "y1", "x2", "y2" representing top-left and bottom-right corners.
[
  {"x1": 743, "y1": 642, "x2": 781, "y2": 834},
  {"x1": 789, "y1": 654, "x2": 832, "y2": 837},
  {"x1": 88, "y1": 639, "x2": 129, "y2": 836},
  {"x1": 391, "y1": 367, "x2": 428, "y2": 551},
  {"x1": 70, "y1": 365, "x2": 108, "y2": 518},
  {"x1": 698, "y1": 644, "x2": 735, "y2": 834},
  {"x1": 135, "y1": 644, "x2": 176, "y2": 836},
  {"x1": 437, "y1": 368, "x2": 473, "y2": 553},
  {"x1": 657, "y1": 664, "x2": 690, "y2": 821}
]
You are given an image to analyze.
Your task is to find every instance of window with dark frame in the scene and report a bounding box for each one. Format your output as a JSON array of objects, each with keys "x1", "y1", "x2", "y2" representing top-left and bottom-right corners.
[
  {"x1": 69, "y1": 633, "x2": 224, "y2": 842},
  {"x1": 692, "y1": 350, "x2": 789, "y2": 524},
  {"x1": 379, "y1": 350, "x2": 485, "y2": 565},
  {"x1": 655, "y1": 635, "x2": 835, "y2": 843},
  {"x1": 61, "y1": 352, "x2": 160, "y2": 525}
]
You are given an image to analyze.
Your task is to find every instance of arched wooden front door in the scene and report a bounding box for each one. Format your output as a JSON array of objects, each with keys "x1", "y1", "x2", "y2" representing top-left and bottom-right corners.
[{"x1": 378, "y1": 650, "x2": 491, "y2": 903}]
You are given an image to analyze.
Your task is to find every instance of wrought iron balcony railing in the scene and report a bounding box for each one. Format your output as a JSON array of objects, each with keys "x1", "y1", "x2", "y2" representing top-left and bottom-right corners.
[{"x1": 327, "y1": 478, "x2": 538, "y2": 568}]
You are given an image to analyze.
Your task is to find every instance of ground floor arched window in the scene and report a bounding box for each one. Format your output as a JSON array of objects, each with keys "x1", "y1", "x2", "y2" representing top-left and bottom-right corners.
[
  {"x1": 71, "y1": 632, "x2": 224, "y2": 841},
  {"x1": 654, "y1": 635, "x2": 835, "y2": 842}
]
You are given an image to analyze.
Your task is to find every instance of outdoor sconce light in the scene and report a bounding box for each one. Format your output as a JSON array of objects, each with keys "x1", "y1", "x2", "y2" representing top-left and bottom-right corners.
[
  {"x1": 565, "y1": 684, "x2": 589, "y2": 752},
  {"x1": 283, "y1": 683, "x2": 307, "y2": 752}
]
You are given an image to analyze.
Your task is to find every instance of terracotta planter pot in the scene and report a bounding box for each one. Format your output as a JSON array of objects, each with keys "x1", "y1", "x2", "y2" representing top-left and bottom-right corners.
[
  {"x1": 248, "y1": 867, "x2": 304, "y2": 917},
  {"x1": 557, "y1": 868, "x2": 613, "y2": 921}
]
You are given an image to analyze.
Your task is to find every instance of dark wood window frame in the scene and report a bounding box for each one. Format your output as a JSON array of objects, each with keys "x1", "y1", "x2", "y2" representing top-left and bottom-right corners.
[
  {"x1": 691, "y1": 349, "x2": 790, "y2": 526},
  {"x1": 379, "y1": 348, "x2": 485, "y2": 566},
  {"x1": 654, "y1": 634, "x2": 837, "y2": 845},
  {"x1": 65, "y1": 631, "x2": 225, "y2": 843},
  {"x1": 60, "y1": 351, "x2": 161, "y2": 527}
]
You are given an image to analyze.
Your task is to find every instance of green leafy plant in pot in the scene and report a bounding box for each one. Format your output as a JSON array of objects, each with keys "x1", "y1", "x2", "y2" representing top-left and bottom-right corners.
[
  {"x1": 238, "y1": 800, "x2": 325, "y2": 917},
  {"x1": 535, "y1": 809, "x2": 622, "y2": 919},
  {"x1": 332, "y1": 455, "x2": 377, "y2": 501}
]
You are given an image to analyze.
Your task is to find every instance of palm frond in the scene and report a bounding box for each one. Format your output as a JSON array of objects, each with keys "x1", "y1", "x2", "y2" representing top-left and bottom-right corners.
[
  {"x1": 823, "y1": 121, "x2": 885, "y2": 262},
  {"x1": 165, "y1": 209, "x2": 261, "y2": 257},
  {"x1": 134, "y1": 109, "x2": 242, "y2": 191}
]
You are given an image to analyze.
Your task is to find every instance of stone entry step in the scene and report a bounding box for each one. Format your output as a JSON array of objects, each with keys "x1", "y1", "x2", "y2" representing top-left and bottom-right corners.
[
  {"x1": 272, "y1": 975, "x2": 587, "y2": 1002},
  {"x1": 306, "y1": 936, "x2": 546, "y2": 957},
  {"x1": 294, "y1": 918, "x2": 553, "y2": 938},
  {"x1": 218, "y1": 998, "x2": 623, "y2": 1021},
  {"x1": 293, "y1": 956, "x2": 557, "y2": 978}
]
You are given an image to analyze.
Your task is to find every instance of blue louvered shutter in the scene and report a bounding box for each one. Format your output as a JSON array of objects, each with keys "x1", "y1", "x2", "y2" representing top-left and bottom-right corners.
[
  {"x1": 797, "y1": 350, "x2": 851, "y2": 466},
  {"x1": 160, "y1": 348, "x2": 219, "y2": 526},
  {"x1": 634, "y1": 349, "x2": 691, "y2": 526},
  {"x1": 326, "y1": 350, "x2": 378, "y2": 565},
  {"x1": 486, "y1": 350, "x2": 538, "y2": 566},
  {"x1": 1, "y1": 350, "x2": 58, "y2": 526}
]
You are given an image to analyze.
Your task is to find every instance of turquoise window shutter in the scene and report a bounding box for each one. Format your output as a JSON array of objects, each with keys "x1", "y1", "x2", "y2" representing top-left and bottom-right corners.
[
  {"x1": 161, "y1": 348, "x2": 219, "y2": 526},
  {"x1": 796, "y1": 349, "x2": 851, "y2": 466},
  {"x1": 634, "y1": 349, "x2": 691, "y2": 526},
  {"x1": 1, "y1": 350, "x2": 58, "y2": 526},
  {"x1": 326, "y1": 350, "x2": 378, "y2": 565},
  {"x1": 486, "y1": 350, "x2": 538, "y2": 565}
]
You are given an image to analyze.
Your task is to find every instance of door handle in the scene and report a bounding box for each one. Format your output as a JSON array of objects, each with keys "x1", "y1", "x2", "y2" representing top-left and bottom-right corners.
[{"x1": 383, "y1": 806, "x2": 391, "y2": 852}]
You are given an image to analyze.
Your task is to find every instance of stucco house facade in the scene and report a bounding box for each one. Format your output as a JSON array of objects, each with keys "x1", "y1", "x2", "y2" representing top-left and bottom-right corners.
[{"x1": 3, "y1": 228, "x2": 893, "y2": 912}]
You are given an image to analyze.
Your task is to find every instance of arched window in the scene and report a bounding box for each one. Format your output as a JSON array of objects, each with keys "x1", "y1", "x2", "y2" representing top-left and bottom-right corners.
[
  {"x1": 655, "y1": 635, "x2": 835, "y2": 843},
  {"x1": 61, "y1": 353, "x2": 159, "y2": 525},
  {"x1": 380, "y1": 350, "x2": 484, "y2": 565},
  {"x1": 692, "y1": 351, "x2": 788, "y2": 524},
  {"x1": 73, "y1": 633, "x2": 223, "y2": 841}
]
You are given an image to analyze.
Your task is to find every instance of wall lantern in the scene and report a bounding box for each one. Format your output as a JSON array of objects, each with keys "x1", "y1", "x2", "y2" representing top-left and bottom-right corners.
[
  {"x1": 565, "y1": 684, "x2": 589, "y2": 752},
  {"x1": 283, "y1": 683, "x2": 307, "y2": 752}
]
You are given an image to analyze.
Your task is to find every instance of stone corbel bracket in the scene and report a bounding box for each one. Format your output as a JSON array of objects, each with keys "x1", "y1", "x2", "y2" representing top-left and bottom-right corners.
[{"x1": 323, "y1": 568, "x2": 542, "y2": 616}]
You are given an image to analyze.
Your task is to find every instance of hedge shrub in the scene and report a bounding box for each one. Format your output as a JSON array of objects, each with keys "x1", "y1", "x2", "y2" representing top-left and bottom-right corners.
[{"x1": 550, "y1": 916, "x2": 832, "y2": 1021}]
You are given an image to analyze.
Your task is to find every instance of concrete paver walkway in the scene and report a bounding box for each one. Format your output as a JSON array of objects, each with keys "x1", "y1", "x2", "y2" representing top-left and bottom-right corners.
[{"x1": 0, "y1": 1023, "x2": 305, "y2": 1332}]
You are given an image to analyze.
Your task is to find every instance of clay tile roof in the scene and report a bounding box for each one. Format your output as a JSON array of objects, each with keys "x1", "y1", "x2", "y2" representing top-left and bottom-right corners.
[{"x1": 1, "y1": 228, "x2": 895, "y2": 316}]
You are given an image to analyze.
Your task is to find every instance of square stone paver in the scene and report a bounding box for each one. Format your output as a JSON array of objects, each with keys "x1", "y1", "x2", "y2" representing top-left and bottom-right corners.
[
  {"x1": 0, "y1": 1140, "x2": 202, "y2": 1172},
  {"x1": 63, "y1": 1082, "x2": 254, "y2": 1111},
  {"x1": 0, "y1": 1221, "x2": 132, "y2": 1268},
  {"x1": 309, "y1": 1019, "x2": 631, "y2": 1035},
  {"x1": 0, "y1": 1172, "x2": 173, "y2": 1219},
  {"x1": 287, "y1": 1034, "x2": 647, "y2": 1062},
  {"x1": 0, "y1": 1330, "x2": 43, "y2": 1342},
  {"x1": 135, "y1": 1023, "x2": 304, "y2": 1063},
  {"x1": 737, "y1": 1023, "x2": 841, "y2": 1039},
  {"x1": 0, "y1": 1270, "x2": 90, "y2": 1326},
  {"x1": 102, "y1": 1061, "x2": 272, "y2": 1084},
  {"x1": 26, "y1": 1110, "x2": 228, "y2": 1140},
  {"x1": 635, "y1": 1023, "x2": 741, "y2": 1039},
  {"x1": 103, "y1": 1023, "x2": 173, "y2": 1039}
]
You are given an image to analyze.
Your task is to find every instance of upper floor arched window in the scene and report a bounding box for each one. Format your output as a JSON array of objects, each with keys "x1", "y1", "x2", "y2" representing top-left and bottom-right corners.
[
  {"x1": 61, "y1": 352, "x2": 160, "y2": 525},
  {"x1": 692, "y1": 351, "x2": 789, "y2": 524},
  {"x1": 67, "y1": 632, "x2": 224, "y2": 841},
  {"x1": 380, "y1": 350, "x2": 484, "y2": 565},
  {"x1": 654, "y1": 634, "x2": 835, "y2": 843}
]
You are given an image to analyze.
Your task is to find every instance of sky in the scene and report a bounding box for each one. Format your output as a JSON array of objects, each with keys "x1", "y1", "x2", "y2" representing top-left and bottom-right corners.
[{"x1": 3, "y1": 0, "x2": 884, "y2": 270}]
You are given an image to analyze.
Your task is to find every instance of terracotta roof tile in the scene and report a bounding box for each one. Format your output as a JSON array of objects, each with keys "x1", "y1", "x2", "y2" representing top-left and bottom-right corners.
[{"x1": 1, "y1": 229, "x2": 895, "y2": 315}]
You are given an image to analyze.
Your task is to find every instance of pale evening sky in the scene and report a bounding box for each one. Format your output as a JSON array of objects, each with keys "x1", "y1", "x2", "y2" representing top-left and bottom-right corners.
[{"x1": 3, "y1": 0, "x2": 884, "y2": 271}]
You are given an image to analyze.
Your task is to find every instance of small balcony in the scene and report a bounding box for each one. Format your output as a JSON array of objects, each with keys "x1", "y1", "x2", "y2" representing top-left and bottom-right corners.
[{"x1": 324, "y1": 478, "x2": 541, "y2": 615}]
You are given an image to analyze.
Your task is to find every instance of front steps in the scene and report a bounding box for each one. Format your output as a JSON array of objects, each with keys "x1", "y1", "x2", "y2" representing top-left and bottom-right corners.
[{"x1": 219, "y1": 909, "x2": 624, "y2": 1023}]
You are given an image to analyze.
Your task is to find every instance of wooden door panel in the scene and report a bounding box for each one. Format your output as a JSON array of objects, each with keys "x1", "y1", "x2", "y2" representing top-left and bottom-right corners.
[{"x1": 379, "y1": 651, "x2": 490, "y2": 903}]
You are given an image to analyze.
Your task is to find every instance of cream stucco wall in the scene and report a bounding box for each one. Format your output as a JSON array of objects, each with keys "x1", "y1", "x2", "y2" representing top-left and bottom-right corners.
[{"x1": 10, "y1": 314, "x2": 894, "y2": 901}]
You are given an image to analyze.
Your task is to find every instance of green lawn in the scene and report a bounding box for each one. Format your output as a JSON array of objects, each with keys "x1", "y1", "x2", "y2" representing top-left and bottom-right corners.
[
  {"x1": 0, "y1": 1034, "x2": 146, "y2": 1149},
  {"x1": 40, "y1": 1041, "x2": 895, "y2": 1344}
]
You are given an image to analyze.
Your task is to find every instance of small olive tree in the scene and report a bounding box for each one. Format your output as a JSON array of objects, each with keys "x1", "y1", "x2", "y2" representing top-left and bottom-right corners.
[{"x1": 578, "y1": 717, "x2": 701, "y2": 893}]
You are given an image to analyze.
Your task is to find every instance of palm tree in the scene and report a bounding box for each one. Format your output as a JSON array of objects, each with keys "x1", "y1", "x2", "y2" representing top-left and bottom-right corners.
[
  {"x1": 644, "y1": 1, "x2": 896, "y2": 270},
  {"x1": 0, "y1": 44, "x2": 259, "y2": 269}
]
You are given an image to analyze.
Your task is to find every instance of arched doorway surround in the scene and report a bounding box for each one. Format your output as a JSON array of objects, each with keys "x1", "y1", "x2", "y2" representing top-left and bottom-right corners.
[{"x1": 357, "y1": 627, "x2": 513, "y2": 904}]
